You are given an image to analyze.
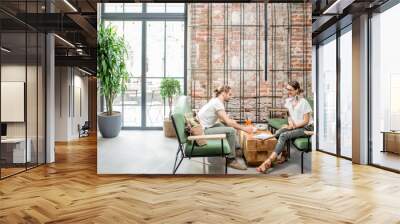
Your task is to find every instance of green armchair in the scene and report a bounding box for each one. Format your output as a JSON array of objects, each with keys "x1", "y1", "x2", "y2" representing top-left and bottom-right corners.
[
  {"x1": 266, "y1": 97, "x2": 314, "y2": 173},
  {"x1": 292, "y1": 131, "x2": 313, "y2": 173},
  {"x1": 170, "y1": 96, "x2": 231, "y2": 174}
]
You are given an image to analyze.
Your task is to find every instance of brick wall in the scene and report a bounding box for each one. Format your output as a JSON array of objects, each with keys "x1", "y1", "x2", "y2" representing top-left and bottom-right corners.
[{"x1": 188, "y1": 3, "x2": 312, "y2": 122}]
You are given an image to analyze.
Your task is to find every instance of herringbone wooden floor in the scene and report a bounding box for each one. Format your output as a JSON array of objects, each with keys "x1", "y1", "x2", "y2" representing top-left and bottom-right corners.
[{"x1": 1, "y1": 135, "x2": 400, "y2": 224}]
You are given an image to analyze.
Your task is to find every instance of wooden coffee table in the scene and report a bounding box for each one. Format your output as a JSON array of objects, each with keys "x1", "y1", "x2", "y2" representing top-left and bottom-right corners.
[{"x1": 239, "y1": 128, "x2": 277, "y2": 166}]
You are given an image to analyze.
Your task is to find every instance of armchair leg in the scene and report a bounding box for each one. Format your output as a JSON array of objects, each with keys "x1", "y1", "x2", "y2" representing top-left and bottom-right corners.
[
  {"x1": 173, "y1": 155, "x2": 184, "y2": 175},
  {"x1": 301, "y1": 151, "x2": 304, "y2": 174},
  {"x1": 225, "y1": 157, "x2": 228, "y2": 174},
  {"x1": 173, "y1": 147, "x2": 184, "y2": 174}
]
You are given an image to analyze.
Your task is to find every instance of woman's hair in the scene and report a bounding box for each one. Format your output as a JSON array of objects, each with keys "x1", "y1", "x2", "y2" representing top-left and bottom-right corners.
[
  {"x1": 288, "y1": 81, "x2": 304, "y2": 94},
  {"x1": 214, "y1": 85, "x2": 231, "y2": 97}
]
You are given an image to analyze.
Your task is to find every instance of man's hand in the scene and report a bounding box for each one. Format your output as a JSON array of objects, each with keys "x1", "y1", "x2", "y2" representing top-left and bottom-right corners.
[{"x1": 242, "y1": 126, "x2": 255, "y2": 134}]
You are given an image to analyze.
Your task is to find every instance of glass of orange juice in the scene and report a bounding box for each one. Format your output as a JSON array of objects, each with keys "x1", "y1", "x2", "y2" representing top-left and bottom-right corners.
[{"x1": 244, "y1": 116, "x2": 252, "y2": 126}]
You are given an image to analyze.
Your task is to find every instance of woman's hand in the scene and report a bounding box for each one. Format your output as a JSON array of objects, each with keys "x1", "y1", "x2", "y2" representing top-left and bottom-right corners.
[{"x1": 282, "y1": 124, "x2": 294, "y2": 130}]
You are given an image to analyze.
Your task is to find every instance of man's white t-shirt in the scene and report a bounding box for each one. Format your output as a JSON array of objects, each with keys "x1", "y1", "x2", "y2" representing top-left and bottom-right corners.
[
  {"x1": 284, "y1": 97, "x2": 313, "y2": 126},
  {"x1": 198, "y1": 98, "x2": 225, "y2": 129}
]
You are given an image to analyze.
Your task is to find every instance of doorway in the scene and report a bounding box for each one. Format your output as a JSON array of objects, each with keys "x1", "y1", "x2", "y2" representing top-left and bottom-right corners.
[{"x1": 102, "y1": 3, "x2": 186, "y2": 129}]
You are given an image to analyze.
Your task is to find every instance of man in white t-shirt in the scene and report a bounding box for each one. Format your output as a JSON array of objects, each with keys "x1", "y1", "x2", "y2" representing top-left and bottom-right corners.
[{"x1": 198, "y1": 85, "x2": 254, "y2": 170}]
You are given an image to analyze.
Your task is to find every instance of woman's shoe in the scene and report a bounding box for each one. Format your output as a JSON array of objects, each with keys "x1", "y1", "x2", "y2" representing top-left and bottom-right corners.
[
  {"x1": 276, "y1": 151, "x2": 288, "y2": 164},
  {"x1": 256, "y1": 159, "x2": 272, "y2": 173}
]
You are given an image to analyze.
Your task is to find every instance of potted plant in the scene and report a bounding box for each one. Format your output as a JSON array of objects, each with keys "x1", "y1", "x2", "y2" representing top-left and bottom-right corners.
[
  {"x1": 97, "y1": 22, "x2": 130, "y2": 138},
  {"x1": 160, "y1": 78, "x2": 181, "y2": 137}
]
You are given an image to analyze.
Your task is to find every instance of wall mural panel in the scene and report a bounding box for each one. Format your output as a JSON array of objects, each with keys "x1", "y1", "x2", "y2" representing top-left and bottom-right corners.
[{"x1": 188, "y1": 3, "x2": 312, "y2": 122}]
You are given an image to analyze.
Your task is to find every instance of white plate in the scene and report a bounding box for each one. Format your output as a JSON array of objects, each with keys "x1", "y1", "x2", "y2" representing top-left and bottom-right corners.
[{"x1": 255, "y1": 124, "x2": 268, "y2": 131}]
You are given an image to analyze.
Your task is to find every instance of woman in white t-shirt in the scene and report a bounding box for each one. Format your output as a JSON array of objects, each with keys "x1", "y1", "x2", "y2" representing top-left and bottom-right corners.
[{"x1": 257, "y1": 81, "x2": 313, "y2": 173}]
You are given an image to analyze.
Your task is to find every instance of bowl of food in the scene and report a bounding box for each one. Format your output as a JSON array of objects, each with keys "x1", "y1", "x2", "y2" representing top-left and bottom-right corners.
[{"x1": 255, "y1": 124, "x2": 268, "y2": 131}]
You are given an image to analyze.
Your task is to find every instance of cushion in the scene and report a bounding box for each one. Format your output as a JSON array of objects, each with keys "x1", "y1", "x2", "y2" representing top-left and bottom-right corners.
[
  {"x1": 174, "y1": 96, "x2": 192, "y2": 115},
  {"x1": 185, "y1": 139, "x2": 230, "y2": 157},
  {"x1": 171, "y1": 113, "x2": 187, "y2": 144},
  {"x1": 267, "y1": 118, "x2": 288, "y2": 130},
  {"x1": 293, "y1": 137, "x2": 311, "y2": 152},
  {"x1": 184, "y1": 112, "x2": 207, "y2": 146}
]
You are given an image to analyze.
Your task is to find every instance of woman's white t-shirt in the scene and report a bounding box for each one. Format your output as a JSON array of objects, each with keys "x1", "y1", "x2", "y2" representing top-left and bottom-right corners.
[{"x1": 284, "y1": 97, "x2": 313, "y2": 126}]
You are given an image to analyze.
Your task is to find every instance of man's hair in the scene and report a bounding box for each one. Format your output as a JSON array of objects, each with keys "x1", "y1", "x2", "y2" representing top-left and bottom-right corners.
[{"x1": 214, "y1": 85, "x2": 231, "y2": 97}]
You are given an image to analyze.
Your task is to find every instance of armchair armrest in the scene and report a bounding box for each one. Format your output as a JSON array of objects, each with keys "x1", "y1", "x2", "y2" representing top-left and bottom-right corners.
[
  {"x1": 187, "y1": 134, "x2": 227, "y2": 158},
  {"x1": 268, "y1": 108, "x2": 288, "y2": 112},
  {"x1": 187, "y1": 134, "x2": 226, "y2": 141}
]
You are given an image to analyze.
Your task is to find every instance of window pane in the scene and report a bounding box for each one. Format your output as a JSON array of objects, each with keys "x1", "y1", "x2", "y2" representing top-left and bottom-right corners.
[
  {"x1": 125, "y1": 21, "x2": 142, "y2": 78},
  {"x1": 1, "y1": 30, "x2": 27, "y2": 177},
  {"x1": 166, "y1": 22, "x2": 184, "y2": 77},
  {"x1": 146, "y1": 78, "x2": 184, "y2": 127},
  {"x1": 104, "y1": 3, "x2": 123, "y2": 13},
  {"x1": 166, "y1": 3, "x2": 185, "y2": 13},
  {"x1": 146, "y1": 22, "x2": 165, "y2": 78},
  {"x1": 340, "y1": 29, "x2": 352, "y2": 158},
  {"x1": 27, "y1": 31, "x2": 38, "y2": 169},
  {"x1": 147, "y1": 3, "x2": 165, "y2": 13},
  {"x1": 112, "y1": 94, "x2": 123, "y2": 116},
  {"x1": 318, "y1": 37, "x2": 337, "y2": 154},
  {"x1": 371, "y1": 4, "x2": 400, "y2": 171},
  {"x1": 146, "y1": 78, "x2": 164, "y2": 127},
  {"x1": 124, "y1": 3, "x2": 142, "y2": 13},
  {"x1": 124, "y1": 77, "x2": 141, "y2": 127},
  {"x1": 104, "y1": 21, "x2": 123, "y2": 37}
]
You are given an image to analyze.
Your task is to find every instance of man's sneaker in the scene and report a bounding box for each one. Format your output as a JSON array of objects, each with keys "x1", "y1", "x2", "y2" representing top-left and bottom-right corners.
[{"x1": 227, "y1": 159, "x2": 247, "y2": 170}]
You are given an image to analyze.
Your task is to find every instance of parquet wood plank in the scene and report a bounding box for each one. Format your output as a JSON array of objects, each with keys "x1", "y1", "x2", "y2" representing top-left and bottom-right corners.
[{"x1": 0, "y1": 135, "x2": 400, "y2": 223}]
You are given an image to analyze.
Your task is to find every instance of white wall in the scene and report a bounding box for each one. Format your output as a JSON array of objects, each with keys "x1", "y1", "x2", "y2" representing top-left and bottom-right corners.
[
  {"x1": 1, "y1": 65, "x2": 26, "y2": 140},
  {"x1": 71, "y1": 73, "x2": 89, "y2": 138},
  {"x1": 1, "y1": 65, "x2": 37, "y2": 137},
  {"x1": 55, "y1": 66, "x2": 69, "y2": 141},
  {"x1": 55, "y1": 67, "x2": 89, "y2": 141},
  {"x1": 1, "y1": 63, "x2": 46, "y2": 164}
]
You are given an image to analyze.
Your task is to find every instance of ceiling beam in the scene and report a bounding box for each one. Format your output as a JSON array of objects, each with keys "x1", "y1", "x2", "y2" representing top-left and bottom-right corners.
[
  {"x1": 67, "y1": 13, "x2": 97, "y2": 47},
  {"x1": 55, "y1": 55, "x2": 96, "y2": 72}
]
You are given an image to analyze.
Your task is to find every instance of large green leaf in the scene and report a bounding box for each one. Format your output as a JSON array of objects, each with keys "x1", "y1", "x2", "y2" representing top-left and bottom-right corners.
[{"x1": 97, "y1": 22, "x2": 131, "y2": 115}]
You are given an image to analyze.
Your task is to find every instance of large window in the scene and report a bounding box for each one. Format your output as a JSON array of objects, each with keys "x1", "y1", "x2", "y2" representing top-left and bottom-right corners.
[
  {"x1": 371, "y1": 3, "x2": 400, "y2": 171},
  {"x1": 317, "y1": 36, "x2": 337, "y2": 155},
  {"x1": 317, "y1": 26, "x2": 353, "y2": 159},
  {"x1": 102, "y1": 3, "x2": 186, "y2": 129},
  {"x1": 146, "y1": 21, "x2": 185, "y2": 127},
  {"x1": 340, "y1": 27, "x2": 352, "y2": 158},
  {"x1": 0, "y1": 1, "x2": 46, "y2": 179}
]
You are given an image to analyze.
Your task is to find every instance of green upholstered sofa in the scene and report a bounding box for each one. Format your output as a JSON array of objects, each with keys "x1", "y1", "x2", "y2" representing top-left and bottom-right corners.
[
  {"x1": 266, "y1": 97, "x2": 314, "y2": 173},
  {"x1": 170, "y1": 96, "x2": 231, "y2": 174}
]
